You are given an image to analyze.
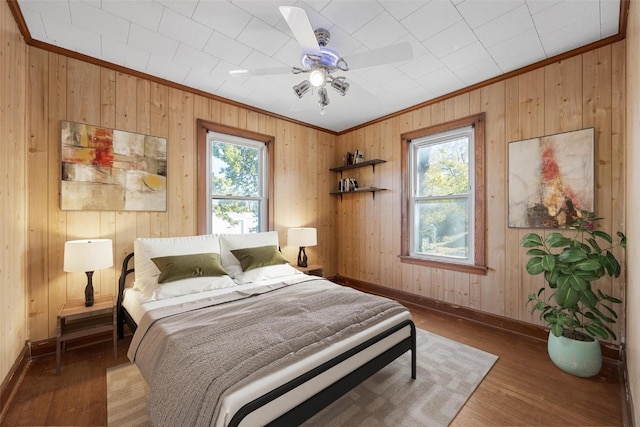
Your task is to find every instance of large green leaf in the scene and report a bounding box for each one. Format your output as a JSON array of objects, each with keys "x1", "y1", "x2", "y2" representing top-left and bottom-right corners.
[
  {"x1": 525, "y1": 257, "x2": 545, "y2": 275},
  {"x1": 593, "y1": 230, "x2": 613, "y2": 243},
  {"x1": 555, "y1": 285, "x2": 580, "y2": 308},
  {"x1": 600, "y1": 304, "x2": 618, "y2": 319},
  {"x1": 598, "y1": 289, "x2": 622, "y2": 304},
  {"x1": 589, "y1": 306, "x2": 615, "y2": 324},
  {"x1": 603, "y1": 251, "x2": 621, "y2": 277},
  {"x1": 521, "y1": 233, "x2": 544, "y2": 247},
  {"x1": 584, "y1": 324, "x2": 608, "y2": 340},
  {"x1": 550, "y1": 323, "x2": 564, "y2": 337},
  {"x1": 558, "y1": 248, "x2": 588, "y2": 263},
  {"x1": 567, "y1": 274, "x2": 589, "y2": 292},
  {"x1": 573, "y1": 258, "x2": 603, "y2": 272},
  {"x1": 541, "y1": 254, "x2": 556, "y2": 271},
  {"x1": 579, "y1": 288, "x2": 598, "y2": 308},
  {"x1": 544, "y1": 269, "x2": 560, "y2": 287},
  {"x1": 546, "y1": 233, "x2": 572, "y2": 247},
  {"x1": 586, "y1": 237, "x2": 602, "y2": 254},
  {"x1": 526, "y1": 248, "x2": 547, "y2": 256}
]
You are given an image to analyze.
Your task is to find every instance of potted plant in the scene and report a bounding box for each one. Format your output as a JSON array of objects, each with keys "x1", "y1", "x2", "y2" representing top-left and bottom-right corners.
[{"x1": 521, "y1": 210, "x2": 626, "y2": 377}]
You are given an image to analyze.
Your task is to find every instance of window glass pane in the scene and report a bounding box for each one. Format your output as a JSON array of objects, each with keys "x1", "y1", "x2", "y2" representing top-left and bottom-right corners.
[
  {"x1": 414, "y1": 199, "x2": 469, "y2": 259},
  {"x1": 416, "y1": 137, "x2": 469, "y2": 197},
  {"x1": 211, "y1": 199, "x2": 260, "y2": 233},
  {"x1": 211, "y1": 141, "x2": 260, "y2": 197}
]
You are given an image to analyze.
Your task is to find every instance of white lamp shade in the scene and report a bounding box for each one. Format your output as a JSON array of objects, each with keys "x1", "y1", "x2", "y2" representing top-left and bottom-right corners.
[
  {"x1": 287, "y1": 228, "x2": 317, "y2": 247},
  {"x1": 63, "y1": 239, "x2": 114, "y2": 272}
]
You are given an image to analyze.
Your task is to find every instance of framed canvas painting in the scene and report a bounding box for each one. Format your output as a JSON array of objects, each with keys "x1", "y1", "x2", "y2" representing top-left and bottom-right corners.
[
  {"x1": 508, "y1": 128, "x2": 594, "y2": 228},
  {"x1": 61, "y1": 121, "x2": 167, "y2": 211}
]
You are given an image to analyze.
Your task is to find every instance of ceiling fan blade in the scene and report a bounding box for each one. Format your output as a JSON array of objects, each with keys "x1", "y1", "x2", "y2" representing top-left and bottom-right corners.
[
  {"x1": 279, "y1": 6, "x2": 321, "y2": 54},
  {"x1": 343, "y1": 42, "x2": 413, "y2": 70},
  {"x1": 229, "y1": 66, "x2": 301, "y2": 77}
]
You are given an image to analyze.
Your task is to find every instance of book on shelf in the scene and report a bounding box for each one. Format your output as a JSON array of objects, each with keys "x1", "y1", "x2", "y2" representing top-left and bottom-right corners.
[
  {"x1": 342, "y1": 149, "x2": 365, "y2": 166},
  {"x1": 338, "y1": 178, "x2": 359, "y2": 192}
]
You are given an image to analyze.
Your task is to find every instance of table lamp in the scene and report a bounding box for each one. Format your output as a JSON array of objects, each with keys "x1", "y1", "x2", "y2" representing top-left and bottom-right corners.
[
  {"x1": 287, "y1": 227, "x2": 317, "y2": 268},
  {"x1": 64, "y1": 239, "x2": 114, "y2": 306}
]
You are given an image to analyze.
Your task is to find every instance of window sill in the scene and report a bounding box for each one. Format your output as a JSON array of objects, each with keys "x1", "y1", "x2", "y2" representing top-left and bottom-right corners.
[{"x1": 398, "y1": 255, "x2": 488, "y2": 275}]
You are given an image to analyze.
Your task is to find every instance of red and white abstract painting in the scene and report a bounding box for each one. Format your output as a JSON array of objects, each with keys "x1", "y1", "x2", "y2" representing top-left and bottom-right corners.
[
  {"x1": 61, "y1": 121, "x2": 167, "y2": 211},
  {"x1": 508, "y1": 128, "x2": 594, "y2": 228}
]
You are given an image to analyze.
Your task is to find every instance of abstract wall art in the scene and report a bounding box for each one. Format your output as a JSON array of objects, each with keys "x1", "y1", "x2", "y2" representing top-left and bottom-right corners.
[
  {"x1": 508, "y1": 128, "x2": 594, "y2": 228},
  {"x1": 61, "y1": 121, "x2": 167, "y2": 211}
]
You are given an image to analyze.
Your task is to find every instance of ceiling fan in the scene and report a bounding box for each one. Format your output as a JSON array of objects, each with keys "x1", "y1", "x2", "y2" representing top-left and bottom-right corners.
[{"x1": 229, "y1": 6, "x2": 414, "y2": 114}]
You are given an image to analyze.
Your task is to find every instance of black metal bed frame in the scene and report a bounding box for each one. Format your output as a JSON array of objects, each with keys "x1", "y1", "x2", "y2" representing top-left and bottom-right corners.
[{"x1": 116, "y1": 252, "x2": 416, "y2": 426}]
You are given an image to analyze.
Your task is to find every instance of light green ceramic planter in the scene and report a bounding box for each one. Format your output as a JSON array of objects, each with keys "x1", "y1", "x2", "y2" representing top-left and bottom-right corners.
[{"x1": 547, "y1": 331, "x2": 602, "y2": 378}]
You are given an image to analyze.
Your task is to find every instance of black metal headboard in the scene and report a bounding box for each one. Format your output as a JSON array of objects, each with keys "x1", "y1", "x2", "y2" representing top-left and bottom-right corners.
[{"x1": 116, "y1": 252, "x2": 135, "y2": 338}]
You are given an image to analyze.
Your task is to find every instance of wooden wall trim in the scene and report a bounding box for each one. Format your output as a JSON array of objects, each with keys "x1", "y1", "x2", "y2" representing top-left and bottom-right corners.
[
  {"x1": 335, "y1": 274, "x2": 622, "y2": 362},
  {"x1": 0, "y1": 345, "x2": 29, "y2": 422}
]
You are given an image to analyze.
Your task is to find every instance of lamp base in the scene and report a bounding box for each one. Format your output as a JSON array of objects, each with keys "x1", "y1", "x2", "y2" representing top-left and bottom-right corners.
[
  {"x1": 85, "y1": 271, "x2": 94, "y2": 307},
  {"x1": 297, "y1": 246, "x2": 308, "y2": 268}
]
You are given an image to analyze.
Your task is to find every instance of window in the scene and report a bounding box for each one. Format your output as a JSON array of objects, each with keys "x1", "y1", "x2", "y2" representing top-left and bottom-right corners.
[
  {"x1": 400, "y1": 113, "x2": 486, "y2": 275},
  {"x1": 197, "y1": 120, "x2": 273, "y2": 234}
]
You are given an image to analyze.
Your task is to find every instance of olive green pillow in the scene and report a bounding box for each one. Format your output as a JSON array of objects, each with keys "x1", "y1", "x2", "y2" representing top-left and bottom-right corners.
[
  {"x1": 151, "y1": 253, "x2": 228, "y2": 284},
  {"x1": 230, "y1": 245, "x2": 289, "y2": 272}
]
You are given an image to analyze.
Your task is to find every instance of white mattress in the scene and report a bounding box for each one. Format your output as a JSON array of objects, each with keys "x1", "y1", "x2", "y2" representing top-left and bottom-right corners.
[
  {"x1": 122, "y1": 274, "x2": 307, "y2": 324},
  {"x1": 123, "y1": 275, "x2": 413, "y2": 426}
]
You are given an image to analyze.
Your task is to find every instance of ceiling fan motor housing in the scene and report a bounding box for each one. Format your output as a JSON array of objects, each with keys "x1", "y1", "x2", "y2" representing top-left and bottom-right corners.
[{"x1": 314, "y1": 28, "x2": 330, "y2": 47}]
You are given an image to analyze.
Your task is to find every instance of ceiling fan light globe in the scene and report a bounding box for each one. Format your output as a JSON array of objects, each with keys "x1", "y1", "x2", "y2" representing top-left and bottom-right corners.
[{"x1": 309, "y1": 68, "x2": 326, "y2": 87}]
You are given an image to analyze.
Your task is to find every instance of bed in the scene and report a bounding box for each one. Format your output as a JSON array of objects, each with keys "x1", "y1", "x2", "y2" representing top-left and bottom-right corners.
[{"x1": 117, "y1": 232, "x2": 416, "y2": 426}]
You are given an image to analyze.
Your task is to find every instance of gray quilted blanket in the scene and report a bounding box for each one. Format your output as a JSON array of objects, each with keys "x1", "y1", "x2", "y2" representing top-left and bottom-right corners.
[{"x1": 127, "y1": 278, "x2": 407, "y2": 426}]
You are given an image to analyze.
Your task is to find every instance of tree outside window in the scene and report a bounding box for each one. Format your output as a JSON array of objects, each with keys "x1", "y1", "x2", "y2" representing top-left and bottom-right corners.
[{"x1": 210, "y1": 139, "x2": 263, "y2": 233}]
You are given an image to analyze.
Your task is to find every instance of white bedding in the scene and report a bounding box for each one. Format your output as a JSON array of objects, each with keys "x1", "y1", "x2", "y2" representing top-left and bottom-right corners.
[
  {"x1": 123, "y1": 232, "x2": 413, "y2": 426},
  {"x1": 123, "y1": 275, "x2": 412, "y2": 427},
  {"x1": 122, "y1": 274, "x2": 306, "y2": 324}
]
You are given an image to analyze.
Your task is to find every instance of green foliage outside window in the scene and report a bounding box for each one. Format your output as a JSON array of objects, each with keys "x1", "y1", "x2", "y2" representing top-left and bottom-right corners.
[
  {"x1": 211, "y1": 141, "x2": 261, "y2": 232},
  {"x1": 415, "y1": 138, "x2": 469, "y2": 258}
]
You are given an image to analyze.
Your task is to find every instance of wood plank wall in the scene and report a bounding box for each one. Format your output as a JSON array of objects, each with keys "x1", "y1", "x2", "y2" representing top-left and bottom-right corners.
[
  {"x1": 0, "y1": 0, "x2": 28, "y2": 399},
  {"x1": 624, "y1": 0, "x2": 640, "y2": 421},
  {"x1": 9, "y1": 26, "x2": 629, "y2": 351},
  {"x1": 336, "y1": 42, "x2": 627, "y2": 345},
  {"x1": 25, "y1": 47, "x2": 337, "y2": 342}
]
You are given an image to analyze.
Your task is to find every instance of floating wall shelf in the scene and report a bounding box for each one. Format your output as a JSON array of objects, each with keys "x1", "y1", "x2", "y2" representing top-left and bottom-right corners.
[{"x1": 329, "y1": 158, "x2": 387, "y2": 200}]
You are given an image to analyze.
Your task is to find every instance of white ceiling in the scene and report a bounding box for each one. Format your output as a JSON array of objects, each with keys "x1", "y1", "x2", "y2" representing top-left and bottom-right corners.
[{"x1": 16, "y1": 0, "x2": 622, "y2": 133}]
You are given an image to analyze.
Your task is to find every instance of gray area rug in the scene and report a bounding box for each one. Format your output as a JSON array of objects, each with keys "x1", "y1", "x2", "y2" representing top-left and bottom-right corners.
[{"x1": 107, "y1": 328, "x2": 497, "y2": 426}]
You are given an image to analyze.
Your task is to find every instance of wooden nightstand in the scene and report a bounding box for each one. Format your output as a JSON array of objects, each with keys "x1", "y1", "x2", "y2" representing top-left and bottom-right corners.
[
  {"x1": 56, "y1": 295, "x2": 116, "y2": 375},
  {"x1": 295, "y1": 264, "x2": 324, "y2": 277}
]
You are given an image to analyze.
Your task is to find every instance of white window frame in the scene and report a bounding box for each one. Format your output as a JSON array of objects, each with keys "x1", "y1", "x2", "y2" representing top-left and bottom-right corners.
[{"x1": 408, "y1": 126, "x2": 475, "y2": 265}]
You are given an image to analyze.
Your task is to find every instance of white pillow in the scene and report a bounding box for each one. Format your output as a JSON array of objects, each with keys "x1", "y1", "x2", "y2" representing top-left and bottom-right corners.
[
  {"x1": 219, "y1": 231, "x2": 281, "y2": 278},
  {"x1": 133, "y1": 234, "x2": 221, "y2": 296},
  {"x1": 145, "y1": 276, "x2": 237, "y2": 302},
  {"x1": 233, "y1": 264, "x2": 302, "y2": 285}
]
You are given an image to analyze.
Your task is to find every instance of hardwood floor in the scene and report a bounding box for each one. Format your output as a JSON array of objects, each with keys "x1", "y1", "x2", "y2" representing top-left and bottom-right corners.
[{"x1": 2, "y1": 304, "x2": 624, "y2": 426}]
